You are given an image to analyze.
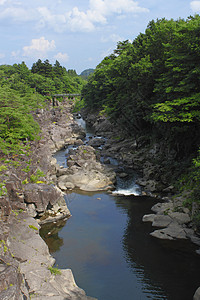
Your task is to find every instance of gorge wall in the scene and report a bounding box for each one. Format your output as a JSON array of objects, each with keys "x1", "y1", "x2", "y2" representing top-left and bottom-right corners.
[{"x1": 0, "y1": 100, "x2": 97, "y2": 300}]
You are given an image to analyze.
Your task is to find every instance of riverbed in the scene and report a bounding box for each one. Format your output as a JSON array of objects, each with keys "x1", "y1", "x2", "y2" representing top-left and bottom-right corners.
[{"x1": 40, "y1": 117, "x2": 200, "y2": 300}]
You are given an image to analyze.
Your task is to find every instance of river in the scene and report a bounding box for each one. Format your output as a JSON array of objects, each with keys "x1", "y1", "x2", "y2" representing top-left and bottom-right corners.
[{"x1": 40, "y1": 116, "x2": 200, "y2": 300}]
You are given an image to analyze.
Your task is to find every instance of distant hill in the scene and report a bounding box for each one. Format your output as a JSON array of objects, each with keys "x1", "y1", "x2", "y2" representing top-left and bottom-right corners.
[{"x1": 80, "y1": 68, "x2": 95, "y2": 79}]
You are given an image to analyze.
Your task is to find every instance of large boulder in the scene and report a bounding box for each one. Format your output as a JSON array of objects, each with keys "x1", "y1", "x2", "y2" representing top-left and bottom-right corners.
[
  {"x1": 168, "y1": 211, "x2": 191, "y2": 225},
  {"x1": 150, "y1": 222, "x2": 188, "y2": 240},
  {"x1": 23, "y1": 184, "x2": 71, "y2": 221},
  {"x1": 50, "y1": 124, "x2": 72, "y2": 149},
  {"x1": 5, "y1": 175, "x2": 26, "y2": 211},
  {"x1": 88, "y1": 137, "x2": 105, "y2": 148},
  {"x1": 58, "y1": 169, "x2": 115, "y2": 192},
  {"x1": 57, "y1": 145, "x2": 116, "y2": 192},
  {"x1": 152, "y1": 215, "x2": 173, "y2": 228},
  {"x1": 194, "y1": 287, "x2": 200, "y2": 300}
]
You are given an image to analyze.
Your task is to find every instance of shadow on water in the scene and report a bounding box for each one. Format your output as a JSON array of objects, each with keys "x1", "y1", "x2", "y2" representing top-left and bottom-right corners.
[
  {"x1": 116, "y1": 196, "x2": 200, "y2": 300},
  {"x1": 40, "y1": 219, "x2": 67, "y2": 253},
  {"x1": 40, "y1": 192, "x2": 200, "y2": 300}
]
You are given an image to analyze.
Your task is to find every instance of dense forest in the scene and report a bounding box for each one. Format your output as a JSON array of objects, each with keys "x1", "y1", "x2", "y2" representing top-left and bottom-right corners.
[
  {"x1": 0, "y1": 59, "x2": 86, "y2": 157},
  {"x1": 1, "y1": 15, "x2": 200, "y2": 223},
  {"x1": 82, "y1": 15, "x2": 200, "y2": 219}
]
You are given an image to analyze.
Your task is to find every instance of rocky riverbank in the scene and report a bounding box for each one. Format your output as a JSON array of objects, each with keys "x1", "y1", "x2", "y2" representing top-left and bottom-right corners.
[
  {"x1": 1, "y1": 98, "x2": 200, "y2": 299},
  {"x1": 81, "y1": 108, "x2": 200, "y2": 299},
  {"x1": 82, "y1": 112, "x2": 200, "y2": 244},
  {"x1": 0, "y1": 100, "x2": 97, "y2": 299}
]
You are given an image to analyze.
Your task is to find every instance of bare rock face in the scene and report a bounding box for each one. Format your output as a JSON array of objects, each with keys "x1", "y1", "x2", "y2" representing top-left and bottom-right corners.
[
  {"x1": 142, "y1": 199, "x2": 200, "y2": 248},
  {"x1": 194, "y1": 287, "x2": 200, "y2": 300},
  {"x1": 5, "y1": 175, "x2": 26, "y2": 211},
  {"x1": 6, "y1": 212, "x2": 96, "y2": 300},
  {"x1": 57, "y1": 145, "x2": 116, "y2": 192},
  {"x1": 150, "y1": 223, "x2": 188, "y2": 240},
  {"x1": 23, "y1": 183, "x2": 71, "y2": 221},
  {"x1": 23, "y1": 183, "x2": 62, "y2": 213},
  {"x1": 88, "y1": 137, "x2": 105, "y2": 148},
  {"x1": 60, "y1": 170, "x2": 115, "y2": 192},
  {"x1": 0, "y1": 103, "x2": 97, "y2": 300},
  {"x1": 0, "y1": 264, "x2": 24, "y2": 300},
  {"x1": 0, "y1": 218, "x2": 29, "y2": 300}
]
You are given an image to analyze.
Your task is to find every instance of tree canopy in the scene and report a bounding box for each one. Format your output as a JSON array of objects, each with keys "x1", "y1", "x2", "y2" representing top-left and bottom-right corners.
[
  {"x1": 82, "y1": 15, "x2": 200, "y2": 215},
  {"x1": 82, "y1": 15, "x2": 200, "y2": 155},
  {"x1": 0, "y1": 60, "x2": 86, "y2": 155}
]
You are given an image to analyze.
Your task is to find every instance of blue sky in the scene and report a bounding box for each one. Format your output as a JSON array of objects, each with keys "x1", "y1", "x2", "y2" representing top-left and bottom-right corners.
[{"x1": 0, "y1": 0, "x2": 200, "y2": 74}]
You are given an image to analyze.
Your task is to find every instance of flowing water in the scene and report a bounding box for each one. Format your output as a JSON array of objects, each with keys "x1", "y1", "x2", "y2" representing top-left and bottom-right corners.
[{"x1": 40, "y1": 117, "x2": 200, "y2": 300}]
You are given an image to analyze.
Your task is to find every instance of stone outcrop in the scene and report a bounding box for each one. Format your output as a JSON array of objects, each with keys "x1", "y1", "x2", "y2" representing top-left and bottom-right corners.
[
  {"x1": 194, "y1": 287, "x2": 200, "y2": 300},
  {"x1": 81, "y1": 108, "x2": 183, "y2": 195},
  {"x1": 23, "y1": 183, "x2": 70, "y2": 223},
  {"x1": 3, "y1": 211, "x2": 95, "y2": 299},
  {"x1": 142, "y1": 199, "x2": 200, "y2": 251},
  {"x1": 0, "y1": 101, "x2": 97, "y2": 299},
  {"x1": 81, "y1": 108, "x2": 200, "y2": 299},
  {"x1": 56, "y1": 145, "x2": 116, "y2": 192}
]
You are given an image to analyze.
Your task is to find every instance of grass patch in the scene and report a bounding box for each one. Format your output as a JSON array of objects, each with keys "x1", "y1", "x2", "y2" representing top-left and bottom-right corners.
[
  {"x1": 48, "y1": 266, "x2": 62, "y2": 275},
  {"x1": 28, "y1": 225, "x2": 38, "y2": 231}
]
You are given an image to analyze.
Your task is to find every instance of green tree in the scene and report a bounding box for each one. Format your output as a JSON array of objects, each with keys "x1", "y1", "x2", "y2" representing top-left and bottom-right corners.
[{"x1": 0, "y1": 87, "x2": 40, "y2": 154}]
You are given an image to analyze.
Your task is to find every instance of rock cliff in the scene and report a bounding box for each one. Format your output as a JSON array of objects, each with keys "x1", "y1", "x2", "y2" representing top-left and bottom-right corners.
[{"x1": 0, "y1": 101, "x2": 96, "y2": 299}]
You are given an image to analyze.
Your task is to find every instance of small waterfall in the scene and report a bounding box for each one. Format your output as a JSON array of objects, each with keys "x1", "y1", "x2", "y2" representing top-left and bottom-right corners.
[
  {"x1": 74, "y1": 114, "x2": 141, "y2": 196},
  {"x1": 75, "y1": 113, "x2": 87, "y2": 130},
  {"x1": 112, "y1": 183, "x2": 141, "y2": 196},
  {"x1": 112, "y1": 172, "x2": 141, "y2": 196}
]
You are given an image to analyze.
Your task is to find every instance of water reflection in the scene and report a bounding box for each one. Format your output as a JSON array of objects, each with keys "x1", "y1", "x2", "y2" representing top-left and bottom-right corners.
[
  {"x1": 115, "y1": 196, "x2": 200, "y2": 300},
  {"x1": 40, "y1": 219, "x2": 67, "y2": 253},
  {"x1": 40, "y1": 192, "x2": 200, "y2": 299},
  {"x1": 46, "y1": 114, "x2": 200, "y2": 299}
]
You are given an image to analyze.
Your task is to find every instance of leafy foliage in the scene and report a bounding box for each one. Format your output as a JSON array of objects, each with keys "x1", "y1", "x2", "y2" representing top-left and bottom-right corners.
[
  {"x1": 82, "y1": 15, "x2": 200, "y2": 218},
  {"x1": 0, "y1": 87, "x2": 41, "y2": 154},
  {"x1": 30, "y1": 59, "x2": 86, "y2": 95},
  {"x1": 0, "y1": 60, "x2": 86, "y2": 156},
  {"x1": 82, "y1": 15, "x2": 200, "y2": 152}
]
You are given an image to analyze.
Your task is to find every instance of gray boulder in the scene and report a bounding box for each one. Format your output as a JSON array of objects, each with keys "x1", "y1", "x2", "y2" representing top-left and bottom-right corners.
[
  {"x1": 88, "y1": 137, "x2": 105, "y2": 148},
  {"x1": 57, "y1": 145, "x2": 116, "y2": 192},
  {"x1": 24, "y1": 183, "x2": 64, "y2": 213},
  {"x1": 142, "y1": 214, "x2": 155, "y2": 223},
  {"x1": 152, "y1": 215, "x2": 173, "y2": 228},
  {"x1": 168, "y1": 211, "x2": 191, "y2": 225},
  {"x1": 150, "y1": 223, "x2": 187, "y2": 240},
  {"x1": 194, "y1": 287, "x2": 200, "y2": 300},
  {"x1": 151, "y1": 201, "x2": 174, "y2": 214},
  {"x1": 23, "y1": 183, "x2": 71, "y2": 222}
]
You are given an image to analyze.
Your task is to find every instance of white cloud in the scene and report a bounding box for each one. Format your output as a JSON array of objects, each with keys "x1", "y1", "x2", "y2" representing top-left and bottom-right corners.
[
  {"x1": 68, "y1": 7, "x2": 96, "y2": 32},
  {"x1": 54, "y1": 52, "x2": 69, "y2": 63},
  {"x1": 37, "y1": 7, "x2": 67, "y2": 32},
  {"x1": 90, "y1": 0, "x2": 149, "y2": 15},
  {"x1": 0, "y1": 1, "x2": 149, "y2": 33},
  {"x1": 0, "y1": 0, "x2": 7, "y2": 5},
  {"x1": 0, "y1": 6, "x2": 36, "y2": 22},
  {"x1": 36, "y1": 0, "x2": 148, "y2": 33},
  {"x1": 68, "y1": 0, "x2": 148, "y2": 32},
  {"x1": 190, "y1": 1, "x2": 200, "y2": 11},
  {"x1": 23, "y1": 37, "x2": 56, "y2": 58}
]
